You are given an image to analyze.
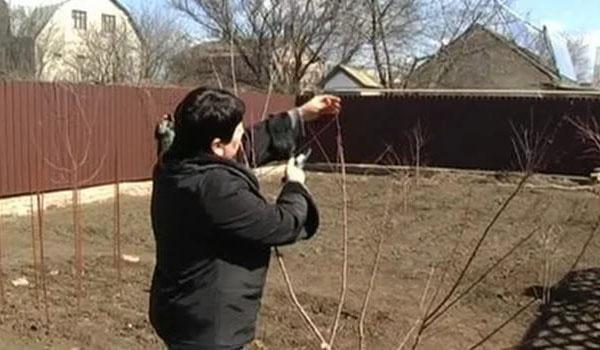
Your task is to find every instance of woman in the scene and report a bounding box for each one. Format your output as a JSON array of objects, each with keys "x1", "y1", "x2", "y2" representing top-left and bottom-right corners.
[{"x1": 149, "y1": 87, "x2": 341, "y2": 350}]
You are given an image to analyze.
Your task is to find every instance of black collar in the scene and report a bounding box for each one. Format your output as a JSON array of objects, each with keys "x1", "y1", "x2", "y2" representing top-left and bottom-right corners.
[{"x1": 163, "y1": 152, "x2": 260, "y2": 192}]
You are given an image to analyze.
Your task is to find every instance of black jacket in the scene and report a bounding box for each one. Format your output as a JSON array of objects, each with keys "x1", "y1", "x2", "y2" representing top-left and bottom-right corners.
[{"x1": 149, "y1": 113, "x2": 319, "y2": 349}]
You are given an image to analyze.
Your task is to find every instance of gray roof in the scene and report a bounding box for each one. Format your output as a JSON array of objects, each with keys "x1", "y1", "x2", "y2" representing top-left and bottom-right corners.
[
  {"x1": 321, "y1": 64, "x2": 382, "y2": 89},
  {"x1": 421, "y1": 25, "x2": 574, "y2": 87}
]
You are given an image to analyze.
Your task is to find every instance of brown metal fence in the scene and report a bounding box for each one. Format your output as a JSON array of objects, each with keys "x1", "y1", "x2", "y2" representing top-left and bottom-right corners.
[
  {"x1": 0, "y1": 81, "x2": 294, "y2": 198},
  {"x1": 303, "y1": 93, "x2": 600, "y2": 176},
  {"x1": 4, "y1": 85, "x2": 600, "y2": 199}
]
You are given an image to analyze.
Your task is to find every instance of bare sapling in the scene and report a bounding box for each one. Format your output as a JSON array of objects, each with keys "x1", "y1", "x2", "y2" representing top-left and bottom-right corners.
[
  {"x1": 405, "y1": 119, "x2": 428, "y2": 186},
  {"x1": 401, "y1": 267, "x2": 437, "y2": 350},
  {"x1": 328, "y1": 116, "x2": 349, "y2": 349},
  {"x1": 275, "y1": 251, "x2": 329, "y2": 349},
  {"x1": 398, "y1": 174, "x2": 532, "y2": 349},
  {"x1": 469, "y1": 220, "x2": 584, "y2": 348},
  {"x1": 359, "y1": 184, "x2": 395, "y2": 350},
  {"x1": 36, "y1": 191, "x2": 50, "y2": 324},
  {"x1": 273, "y1": 113, "x2": 346, "y2": 350},
  {"x1": 42, "y1": 84, "x2": 108, "y2": 306},
  {"x1": 113, "y1": 148, "x2": 122, "y2": 283},
  {"x1": 32, "y1": 110, "x2": 50, "y2": 323},
  {"x1": 509, "y1": 111, "x2": 557, "y2": 174},
  {"x1": 565, "y1": 115, "x2": 600, "y2": 270},
  {"x1": 566, "y1": 115, "x2": 600, "y2": 158},
  {"x1": 27, "y1": 166, "x2": 40, "y2": 302},
  {"x1": 229, "y1": 22, "x2": 238, "y2": 96},
  {"x1": 448, "y1": 115, "x2": 561, "y2": 348}
]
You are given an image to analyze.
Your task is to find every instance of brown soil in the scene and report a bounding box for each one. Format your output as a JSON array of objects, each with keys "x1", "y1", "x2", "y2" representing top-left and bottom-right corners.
[{"x1": 0, "y1": 171, "x2": 599, "y2": 350}]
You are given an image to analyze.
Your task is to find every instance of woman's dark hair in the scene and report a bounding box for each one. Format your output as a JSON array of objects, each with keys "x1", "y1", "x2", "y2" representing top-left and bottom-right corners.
[{"x1": 169, "y1": 87, "x2": 245, "y2": 158}]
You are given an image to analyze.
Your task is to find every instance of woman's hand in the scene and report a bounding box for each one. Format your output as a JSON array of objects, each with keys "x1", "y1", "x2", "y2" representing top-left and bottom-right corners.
[
  {"x1": 298, "y1": 95, "x2": 341, "y2": 122},
  {"x1": 285, "y1": 157, "x2": 306, "y2": 184}
]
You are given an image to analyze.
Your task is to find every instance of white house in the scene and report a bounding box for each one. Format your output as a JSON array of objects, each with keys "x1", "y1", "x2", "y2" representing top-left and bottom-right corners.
[
  {"x1": 28, "y1": 0, "x2": 142, "y2": 83},
  {"x1": 320, "y1": 64, "x2": 382, "y2": 93}
]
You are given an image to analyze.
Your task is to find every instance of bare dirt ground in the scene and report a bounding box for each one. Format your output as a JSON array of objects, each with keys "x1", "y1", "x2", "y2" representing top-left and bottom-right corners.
[{"x1": 0, "y1": 170, "x2": 599, "y2": 350}]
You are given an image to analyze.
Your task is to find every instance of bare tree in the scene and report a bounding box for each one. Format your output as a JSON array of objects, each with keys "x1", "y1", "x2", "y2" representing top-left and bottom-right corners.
[
  {"x1": 41, "y1": 84, "x2": 108, "y2": 305},
  {"x1": 8, "y1": 5, "x2": 61, "y2": 79},
  {"x1": 168, "y1": 0, "x2": 521, "y2": 90},
  {"x1": 340, "y1": 0, "x2": 520, "y2": 87},
  {"x1": 509, "y1": 112, "x2": 557, "y2": 174},
  {"x1": 129, "y1": 2, "x2": 190, "y2": 83},
  {"x1": 401, "y1": 0, "x2": 518, "y2": 85},
  {"x1": 359, "y1": 0, "x2": 421, "y2": 87},
  {"x1": 65, "y1": 22, "x2": 141, "y2": 84},
  {"x1": 170, "y1": 0, "x2": 359, "y2": 93},
  {"x1": 564, "y1": 33, "x2": 591, "y2": 82}
]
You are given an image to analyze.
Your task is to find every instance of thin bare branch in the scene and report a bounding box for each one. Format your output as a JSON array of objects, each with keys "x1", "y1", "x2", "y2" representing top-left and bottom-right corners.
[
  {"x1": 424, "y1": 226, "x2": 539, "y2": 328},
  {"x1": 401, "y1": 267, "x2": 437, "y2": 350},
  {"x1": 467, "y1": 299, "x2": 537, "y2": 350},
  {"x1": 28, "y1": 164, "x2": 40, "y2": 303},
  {"x1": 274, "y1": 249, "x2": 328, "y2": 349},
  {"x1": 396, "y1": 319, "x2": 421, "y2": 350},
  {"x1": 113, "y1": 149, "x2": 122, "y2": 282},
  {"x1": 209, "y1": 56, "x2": 224, "y2": 89},
  {"x1": 36, "y1": 192, "x2": 50, "y2": 325},
  {"x1": 426, "y1": 191, "x2": 473, "y2": 316},
  {"x1": 230, "y1": 25, "x2": 238, "y2": 95},
  {"x1": 359, "y1": 185, "x2": 395, "y2": 350},
  {"x1": 569, "y1": 214, "x2": 600, "y2": 271},
  {"x1": 425, "y1": 174, "x2": 529, "y2": 325},
  {"x1": 329, "y1": 116, "x2": 349, "y2": 348}
]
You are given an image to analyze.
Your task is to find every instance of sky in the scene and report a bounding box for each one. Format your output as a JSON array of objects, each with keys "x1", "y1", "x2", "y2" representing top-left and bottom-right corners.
[
  {"x1": 7, "y1": 0, "x2": 600, "y2": 70},
  {"x1": 514, "y1": 0, "x2": 600, "y2": 69}
]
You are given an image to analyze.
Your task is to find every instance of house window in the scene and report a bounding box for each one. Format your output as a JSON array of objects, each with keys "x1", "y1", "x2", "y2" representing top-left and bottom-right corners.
[
  {"x1": 72, "y1": 10, "x2": 87, "y2": 30},
  {"x1": 102, "y1": 14, "x2": 116, "y2": 32}
]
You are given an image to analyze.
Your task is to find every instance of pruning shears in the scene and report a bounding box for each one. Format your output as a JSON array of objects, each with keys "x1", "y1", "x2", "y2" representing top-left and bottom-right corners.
[{"x1": 281, "y1": 148, "x2": 312, "y2": 183}]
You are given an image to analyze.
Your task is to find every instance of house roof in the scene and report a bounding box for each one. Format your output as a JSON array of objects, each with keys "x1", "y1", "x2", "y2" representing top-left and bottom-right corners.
[
  {"x1": 477, "y1": 25, "x2": 582, "y2": 88},
  {"x1": 413, "y1": 24, "x2": 582, "y2": 90},
  {"x1": 321, "y1": 64, "x2": 382, "y2": 89},
  {"x1": 474, "y1": 26, "x2": 560, "y2": 79},
  {"x1": 27, "y1": 0, "x2": 142, "y2": 42}
]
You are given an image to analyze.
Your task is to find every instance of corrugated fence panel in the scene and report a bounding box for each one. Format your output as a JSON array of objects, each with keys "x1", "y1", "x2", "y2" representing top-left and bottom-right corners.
[
  {"x1": 0, "y1": 84, "x2": 6, "y2": 194},
  {"x1": 0, "y1": 82, "x2": 295, "y2": 198},
  {"x1": 305, "y1": 94, "x2": 600, "y2": 176},
  {"x1": 3, "y1": 82, "x2": 14, "y2": 195}
]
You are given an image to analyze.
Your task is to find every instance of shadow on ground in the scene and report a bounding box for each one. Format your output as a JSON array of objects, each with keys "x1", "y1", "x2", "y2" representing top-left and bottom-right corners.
[{"x1": 519, "y1": 268, "x2": 600, "y2": 349}]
